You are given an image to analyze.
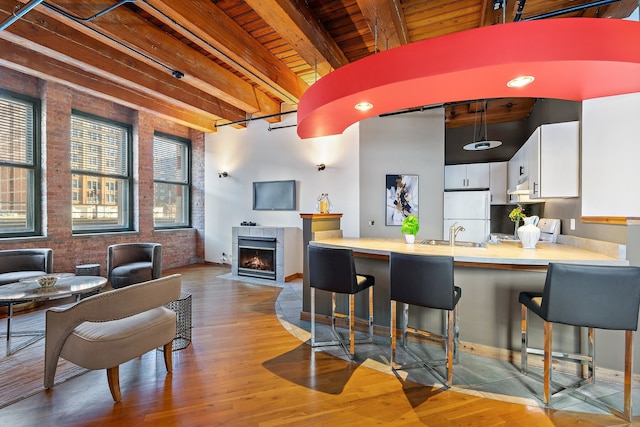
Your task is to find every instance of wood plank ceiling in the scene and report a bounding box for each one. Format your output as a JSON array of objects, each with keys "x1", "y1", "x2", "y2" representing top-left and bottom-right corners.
[{"x1": 0, "y1": 0, "x2": 636, "y2": 136}]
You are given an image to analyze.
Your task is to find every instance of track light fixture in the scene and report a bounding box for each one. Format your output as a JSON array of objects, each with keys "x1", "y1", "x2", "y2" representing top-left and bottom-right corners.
[
  {"x1": 317, "y1": 163, "x2": 326, "y2": 171},
  {"x1": 172, "y1": 70, "x2": 184, "y2": 79},
  {"x1": 218, "y1": 172, "x2": 228, "y2": 178}
]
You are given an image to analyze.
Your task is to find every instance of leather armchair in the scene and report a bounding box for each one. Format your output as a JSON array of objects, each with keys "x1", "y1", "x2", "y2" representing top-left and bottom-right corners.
[
  {"x1": 107, "y1": 243, "x2": 162, "y2": 289},
  {"x1": 0, "y1": 248, "x2": 53, "y2": 286}
]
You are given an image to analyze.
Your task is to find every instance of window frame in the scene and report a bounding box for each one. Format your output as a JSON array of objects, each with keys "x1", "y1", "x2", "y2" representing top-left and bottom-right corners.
[
  {"x1": 153, "y1": 132, "x2": 191, "y2": 229},
  {"x1": 0, "y1": 89, "x2": 42, "y2": 238},
  {"x1": 70, "y1": 110, "x2": 133, "y2": 234}
]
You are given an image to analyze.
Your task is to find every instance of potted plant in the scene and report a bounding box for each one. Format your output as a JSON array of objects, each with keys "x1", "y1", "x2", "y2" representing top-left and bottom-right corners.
[
  {"x1": 401, "y1": 215, "x2": 420, "y2": 244},
  {"x1": 508, "y1": 204, "x2": 526, "y2": 236}
]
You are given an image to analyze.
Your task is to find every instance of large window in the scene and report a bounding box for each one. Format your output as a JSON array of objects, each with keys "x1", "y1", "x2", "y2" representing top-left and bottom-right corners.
[
  {"x1": 153, "y1": 133, "x2": 190, "y2": 228},
  {"x1": 0, "y1": 91, "x2": 41, "y2": 238},
  {"x1": 71, "y1": 111, "x2": 132, "y2": 233}
]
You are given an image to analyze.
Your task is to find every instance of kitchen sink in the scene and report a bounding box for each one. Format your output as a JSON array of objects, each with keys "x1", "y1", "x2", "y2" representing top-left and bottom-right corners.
[{"x1": 420, "y1": 239, "x2": 487, "y2": 248}]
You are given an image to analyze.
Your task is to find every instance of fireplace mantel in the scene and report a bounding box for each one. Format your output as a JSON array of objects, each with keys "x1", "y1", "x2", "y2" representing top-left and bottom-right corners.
[{"x1": 232, "y1": 226, "x2": 301, "y2": 282}]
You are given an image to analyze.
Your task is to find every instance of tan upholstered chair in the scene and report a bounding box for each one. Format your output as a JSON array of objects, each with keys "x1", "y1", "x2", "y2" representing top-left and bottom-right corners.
[{"x1": 44, "y1": 274, "x2": 181, "y2": 402}]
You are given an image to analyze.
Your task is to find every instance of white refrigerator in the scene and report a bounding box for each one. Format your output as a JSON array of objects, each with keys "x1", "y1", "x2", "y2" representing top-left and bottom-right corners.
[{"x1": 443, "y1": 190, "x2": 491, "y2": 242}]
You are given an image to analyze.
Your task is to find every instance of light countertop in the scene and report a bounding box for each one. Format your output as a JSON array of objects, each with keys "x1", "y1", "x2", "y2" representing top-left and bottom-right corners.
[{"x1": 310, "y1": 237, "x2": 629, "y2": 267}]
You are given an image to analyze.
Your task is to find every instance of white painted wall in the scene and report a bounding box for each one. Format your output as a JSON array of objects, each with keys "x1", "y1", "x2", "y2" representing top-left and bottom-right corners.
[{"x1": 204, "y1": 113, "x2": 360, "y2": 266}]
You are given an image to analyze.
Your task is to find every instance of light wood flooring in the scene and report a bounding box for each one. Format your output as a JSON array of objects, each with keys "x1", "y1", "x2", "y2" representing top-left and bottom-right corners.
[{"x1": 0, "y1": 264, "x2": 634, "y2": 426}]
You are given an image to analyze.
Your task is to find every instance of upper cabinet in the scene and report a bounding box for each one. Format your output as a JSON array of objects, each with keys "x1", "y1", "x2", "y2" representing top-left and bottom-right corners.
[
  {"x1": 489, "y1": 162, "x2": 508, "y2": 204},
  {"x1": 444, "y1": 163, "x2": 490, "y2": 190},
  {"x1": 507, "y1": 121, "x2": 579, "y2": 201},
  {"x1": 528, "y1": 121, "x2": 579, "y2": 199},
  {"x1": 582, "y1": 93, "x2": 640, "y2": 218},
  {"x1": 507, "y1": 143, "x2": 528, "y2": 203}
]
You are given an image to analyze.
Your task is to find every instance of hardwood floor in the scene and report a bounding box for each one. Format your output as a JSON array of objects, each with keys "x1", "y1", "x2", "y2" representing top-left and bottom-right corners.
[{"x1": 0, "y1": 264, "x2": 632, "y2": 426}]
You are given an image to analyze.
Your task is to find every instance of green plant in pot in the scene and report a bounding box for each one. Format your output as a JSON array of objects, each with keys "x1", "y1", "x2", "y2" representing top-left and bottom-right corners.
[{"x1": 401, "y1": 215, "x2": 420, "y2": 244}]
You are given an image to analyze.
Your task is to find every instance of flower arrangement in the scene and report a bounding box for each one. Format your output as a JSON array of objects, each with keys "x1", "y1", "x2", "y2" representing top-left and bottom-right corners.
[
  {"x1": 401, "y1": 215, "x2": 420, "y2": 235},
  {"x1": 509, "y1": 205, "x2": 526, "y2": 223}
]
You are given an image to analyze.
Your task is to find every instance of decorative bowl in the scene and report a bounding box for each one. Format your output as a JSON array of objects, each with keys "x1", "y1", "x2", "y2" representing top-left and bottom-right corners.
[{"x1": 38, "y1": 275, "x2": 58, "y2": 288}]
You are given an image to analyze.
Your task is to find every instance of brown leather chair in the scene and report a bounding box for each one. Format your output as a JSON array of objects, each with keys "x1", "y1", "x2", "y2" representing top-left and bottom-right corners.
[
  {"x1": 0, "y1": 248, "x2": 53, "y2": 286},
  {"x1": 107, "y1": 243, "x2": 162, "y2": 289},
  {"x1": 520, "y1": 263, "x2": 640, "y2": 421}
]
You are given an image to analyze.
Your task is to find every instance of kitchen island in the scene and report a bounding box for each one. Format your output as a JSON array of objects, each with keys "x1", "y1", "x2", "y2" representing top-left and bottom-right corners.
[{"x1": 307, "y1": 236, "x2": 633, "y2": 373}]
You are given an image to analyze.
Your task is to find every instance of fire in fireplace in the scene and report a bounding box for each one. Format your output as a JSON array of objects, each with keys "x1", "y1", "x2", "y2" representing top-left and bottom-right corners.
[{"x1": 238, "y1": 236, "x2": 277, "y2": 280}]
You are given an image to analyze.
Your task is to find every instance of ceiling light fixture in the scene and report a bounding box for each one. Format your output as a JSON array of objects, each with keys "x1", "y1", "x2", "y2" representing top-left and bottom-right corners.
[
  {"x1": 463, "y1": 101, "x2": 502, "y2": 151},
  {"x1": 218, "y1": 172, "x2": 228, "y2": 178},
  {"x1": 317, "y1": 163, "x2": 326, "y2": 171},
  {"x1": 507, "y1": 75, "x2": 535, "y2": 88},
  {"x1": 354, "y1": 102, "x2": 373, "y2": 111}
]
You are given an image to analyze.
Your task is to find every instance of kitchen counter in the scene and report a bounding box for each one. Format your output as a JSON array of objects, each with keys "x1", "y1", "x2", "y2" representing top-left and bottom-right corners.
[
  {"x1": 305, "y1": 236, "x2": 634, "y2": 373},
  {"x1": 309, "y1": 237, "x2": 628, "y2": 268}
]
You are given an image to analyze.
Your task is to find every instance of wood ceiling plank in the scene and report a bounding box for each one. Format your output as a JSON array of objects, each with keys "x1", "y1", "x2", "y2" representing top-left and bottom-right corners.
[
  {"x1": 138, "y1": 0, "x2": 308, "y2": 105},
  {"x1": 356, "y1": 0, "x2": 408, "y2": 50},
  {"x1": 41, "y1": 0, "x2": 279, "y2": 115},
  {"x1": 244, "y1": 0, "x2": 349, "y2": 76},
  {"x1": 0, "y1": 1, "x2": 246, "y2": 125},
  {"x1": 0, "y1": 40, "x2": 220, "y2": 132}
]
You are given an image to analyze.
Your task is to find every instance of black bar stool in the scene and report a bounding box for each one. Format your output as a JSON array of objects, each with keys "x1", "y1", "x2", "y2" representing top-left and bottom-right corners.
[
  {"x1": 389, "y1": 253, "x2": 461, "y2": 388},
  {"x1": 307, "y1": 245, "x2": 375, "y2": 360},
  {"x1": 519, "y1": 262, "x2": 640, "y2": 421}
]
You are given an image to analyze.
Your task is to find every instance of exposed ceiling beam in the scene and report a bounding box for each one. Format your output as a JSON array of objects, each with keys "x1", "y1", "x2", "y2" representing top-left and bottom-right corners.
[
  {"x1": 137, "y1": 0, "x2": 308, "y2": 106},
  {"x1": 37, "y1": 0, "x2": 281, "y2": 117},
  {"x1": 0, "y1": 40, "x2": 221, "y2": 132},
  {"x1": 356, "y1": 0, "x2": 408, "y2": 50},
  {"x1": 244, "y1": 0, "x2": 349, "y2": 77},
  {"x1": 0, "y1": 1, "x2": 247, "y2": 125}
]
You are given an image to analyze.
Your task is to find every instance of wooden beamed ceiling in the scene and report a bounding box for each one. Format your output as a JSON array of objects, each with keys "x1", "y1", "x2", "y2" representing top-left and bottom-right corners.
[{"x1": 0, "y1": 0, "x2": 637, "y2": 134}]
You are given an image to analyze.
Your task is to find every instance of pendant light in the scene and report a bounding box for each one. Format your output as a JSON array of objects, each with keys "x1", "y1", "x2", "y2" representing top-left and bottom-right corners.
[{"x1": 463, "y1": 101, "x2": 503, "y2": 151}]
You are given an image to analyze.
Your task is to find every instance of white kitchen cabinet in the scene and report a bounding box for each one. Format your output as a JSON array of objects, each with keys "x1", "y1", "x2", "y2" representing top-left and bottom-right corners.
[
  {"x1": 528, "y1": 121, "x2": 579, "y2": 199},
  {"x1": 489, "y1": 162, "x2": 507, "y2": 204},
  {"x1": 444, "y1": 163, "x2": 490, "y2": 190},
  {"x1": 582, "y1": 92, "x2": 640, "y2": 217},
  {"x1": 507, "y1": 144, "x2": 527, "y2": 203}
]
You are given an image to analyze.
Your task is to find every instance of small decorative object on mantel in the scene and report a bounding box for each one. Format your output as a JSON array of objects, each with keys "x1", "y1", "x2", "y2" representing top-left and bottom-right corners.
[
  {"x1": 508, "y1": 204, "x2": 526, "y2": 237},
  {"x1": 517, "y1": 216, "x2": 541, "y2": 249},
  {"x1": 401, "y1": 215, "x2": 420, "y2": 244},
  {"x1": 316, "y1": 193, "x2": 332, "y2": 214}
]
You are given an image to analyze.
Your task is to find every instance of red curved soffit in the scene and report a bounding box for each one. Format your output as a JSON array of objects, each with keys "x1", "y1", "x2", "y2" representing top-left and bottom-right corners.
[{"x1": 297, "y1": 18, "x2": 640, "y2": 139}]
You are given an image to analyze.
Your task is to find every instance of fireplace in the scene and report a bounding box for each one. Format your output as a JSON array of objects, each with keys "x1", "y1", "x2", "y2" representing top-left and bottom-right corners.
[{"x1": 238, "y1": 236, "x2": 277, "y2": 280}]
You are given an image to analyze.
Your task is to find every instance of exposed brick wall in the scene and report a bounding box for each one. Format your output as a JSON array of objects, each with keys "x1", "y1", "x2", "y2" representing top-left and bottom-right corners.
[{"x1": 0, "y1": 66, "x2": 205, "y2": 275}]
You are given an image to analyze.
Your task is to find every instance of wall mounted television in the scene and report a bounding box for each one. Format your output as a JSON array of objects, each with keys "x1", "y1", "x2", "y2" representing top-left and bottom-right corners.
[{"x1": 252, "y1": 180, "x2": 296, "y2": 211}]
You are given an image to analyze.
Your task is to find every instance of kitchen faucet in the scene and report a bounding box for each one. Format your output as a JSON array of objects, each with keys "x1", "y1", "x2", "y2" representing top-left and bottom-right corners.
[{"x1": 449, "y1": 222, "x2": 465, "y2": 246}]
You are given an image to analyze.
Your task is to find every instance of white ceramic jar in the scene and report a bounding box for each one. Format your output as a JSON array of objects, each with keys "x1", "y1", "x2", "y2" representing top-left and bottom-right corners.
[{"x1": 517, "y1": 217, "x2": 541, "y2": 249}]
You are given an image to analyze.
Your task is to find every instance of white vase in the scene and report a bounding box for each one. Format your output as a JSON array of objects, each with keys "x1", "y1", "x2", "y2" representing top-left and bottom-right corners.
[
  {"x1": 517, "y1": 217, "x2": 541, "y2": 249},
  {"x1": 405, "y1": 234, "x2": 415, "y2": 244}
]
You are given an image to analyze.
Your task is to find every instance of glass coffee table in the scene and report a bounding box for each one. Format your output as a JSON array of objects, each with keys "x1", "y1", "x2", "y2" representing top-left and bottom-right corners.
[{"x1": 0, "y1": 274, "x2": 107, "y2": 354}]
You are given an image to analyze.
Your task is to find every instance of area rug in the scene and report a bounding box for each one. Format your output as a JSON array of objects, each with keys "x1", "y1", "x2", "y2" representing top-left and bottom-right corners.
[{"x1": 0, "y1": 310, "x2": 88, "y2": 409}]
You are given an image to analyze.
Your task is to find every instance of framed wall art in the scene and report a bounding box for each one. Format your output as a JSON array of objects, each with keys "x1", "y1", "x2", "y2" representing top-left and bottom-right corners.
[{"x1": 385, "y1": 174, "x2": 419, "y2": 226}]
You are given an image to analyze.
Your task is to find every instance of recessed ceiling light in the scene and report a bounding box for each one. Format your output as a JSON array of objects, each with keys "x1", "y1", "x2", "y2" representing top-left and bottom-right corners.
[
  {"x1": 507, "y1": 75, "x2": 535, "y2": 88},
  {"x1": 354, "y1": 102, "x2": 373, "y2": 111}
]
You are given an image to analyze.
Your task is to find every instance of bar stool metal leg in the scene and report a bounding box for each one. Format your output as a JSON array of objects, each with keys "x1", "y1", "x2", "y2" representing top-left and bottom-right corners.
[{"x1": 521, "y1": 303, "x2": 528, "y2": 373}]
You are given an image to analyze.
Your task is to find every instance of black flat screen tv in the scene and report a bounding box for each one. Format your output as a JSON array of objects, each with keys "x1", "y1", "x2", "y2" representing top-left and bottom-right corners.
[{"x1": 252, "y1": 180, "x2": 296, "y2": 211}]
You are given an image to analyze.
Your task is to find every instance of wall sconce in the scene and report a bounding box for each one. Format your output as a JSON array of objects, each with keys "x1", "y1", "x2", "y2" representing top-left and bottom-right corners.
[
  {"x1": 317, "y1": 163, "x2": 326, "y2": 171},
  {"x1": 218, "y1": 172, "x2": 228, "y2": 178}
]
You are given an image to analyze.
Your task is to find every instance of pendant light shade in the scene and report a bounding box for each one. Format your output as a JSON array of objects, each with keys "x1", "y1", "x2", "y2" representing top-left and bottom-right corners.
[{"x1": 463, "y1": 103, "x2": 502, "y2": 151}]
